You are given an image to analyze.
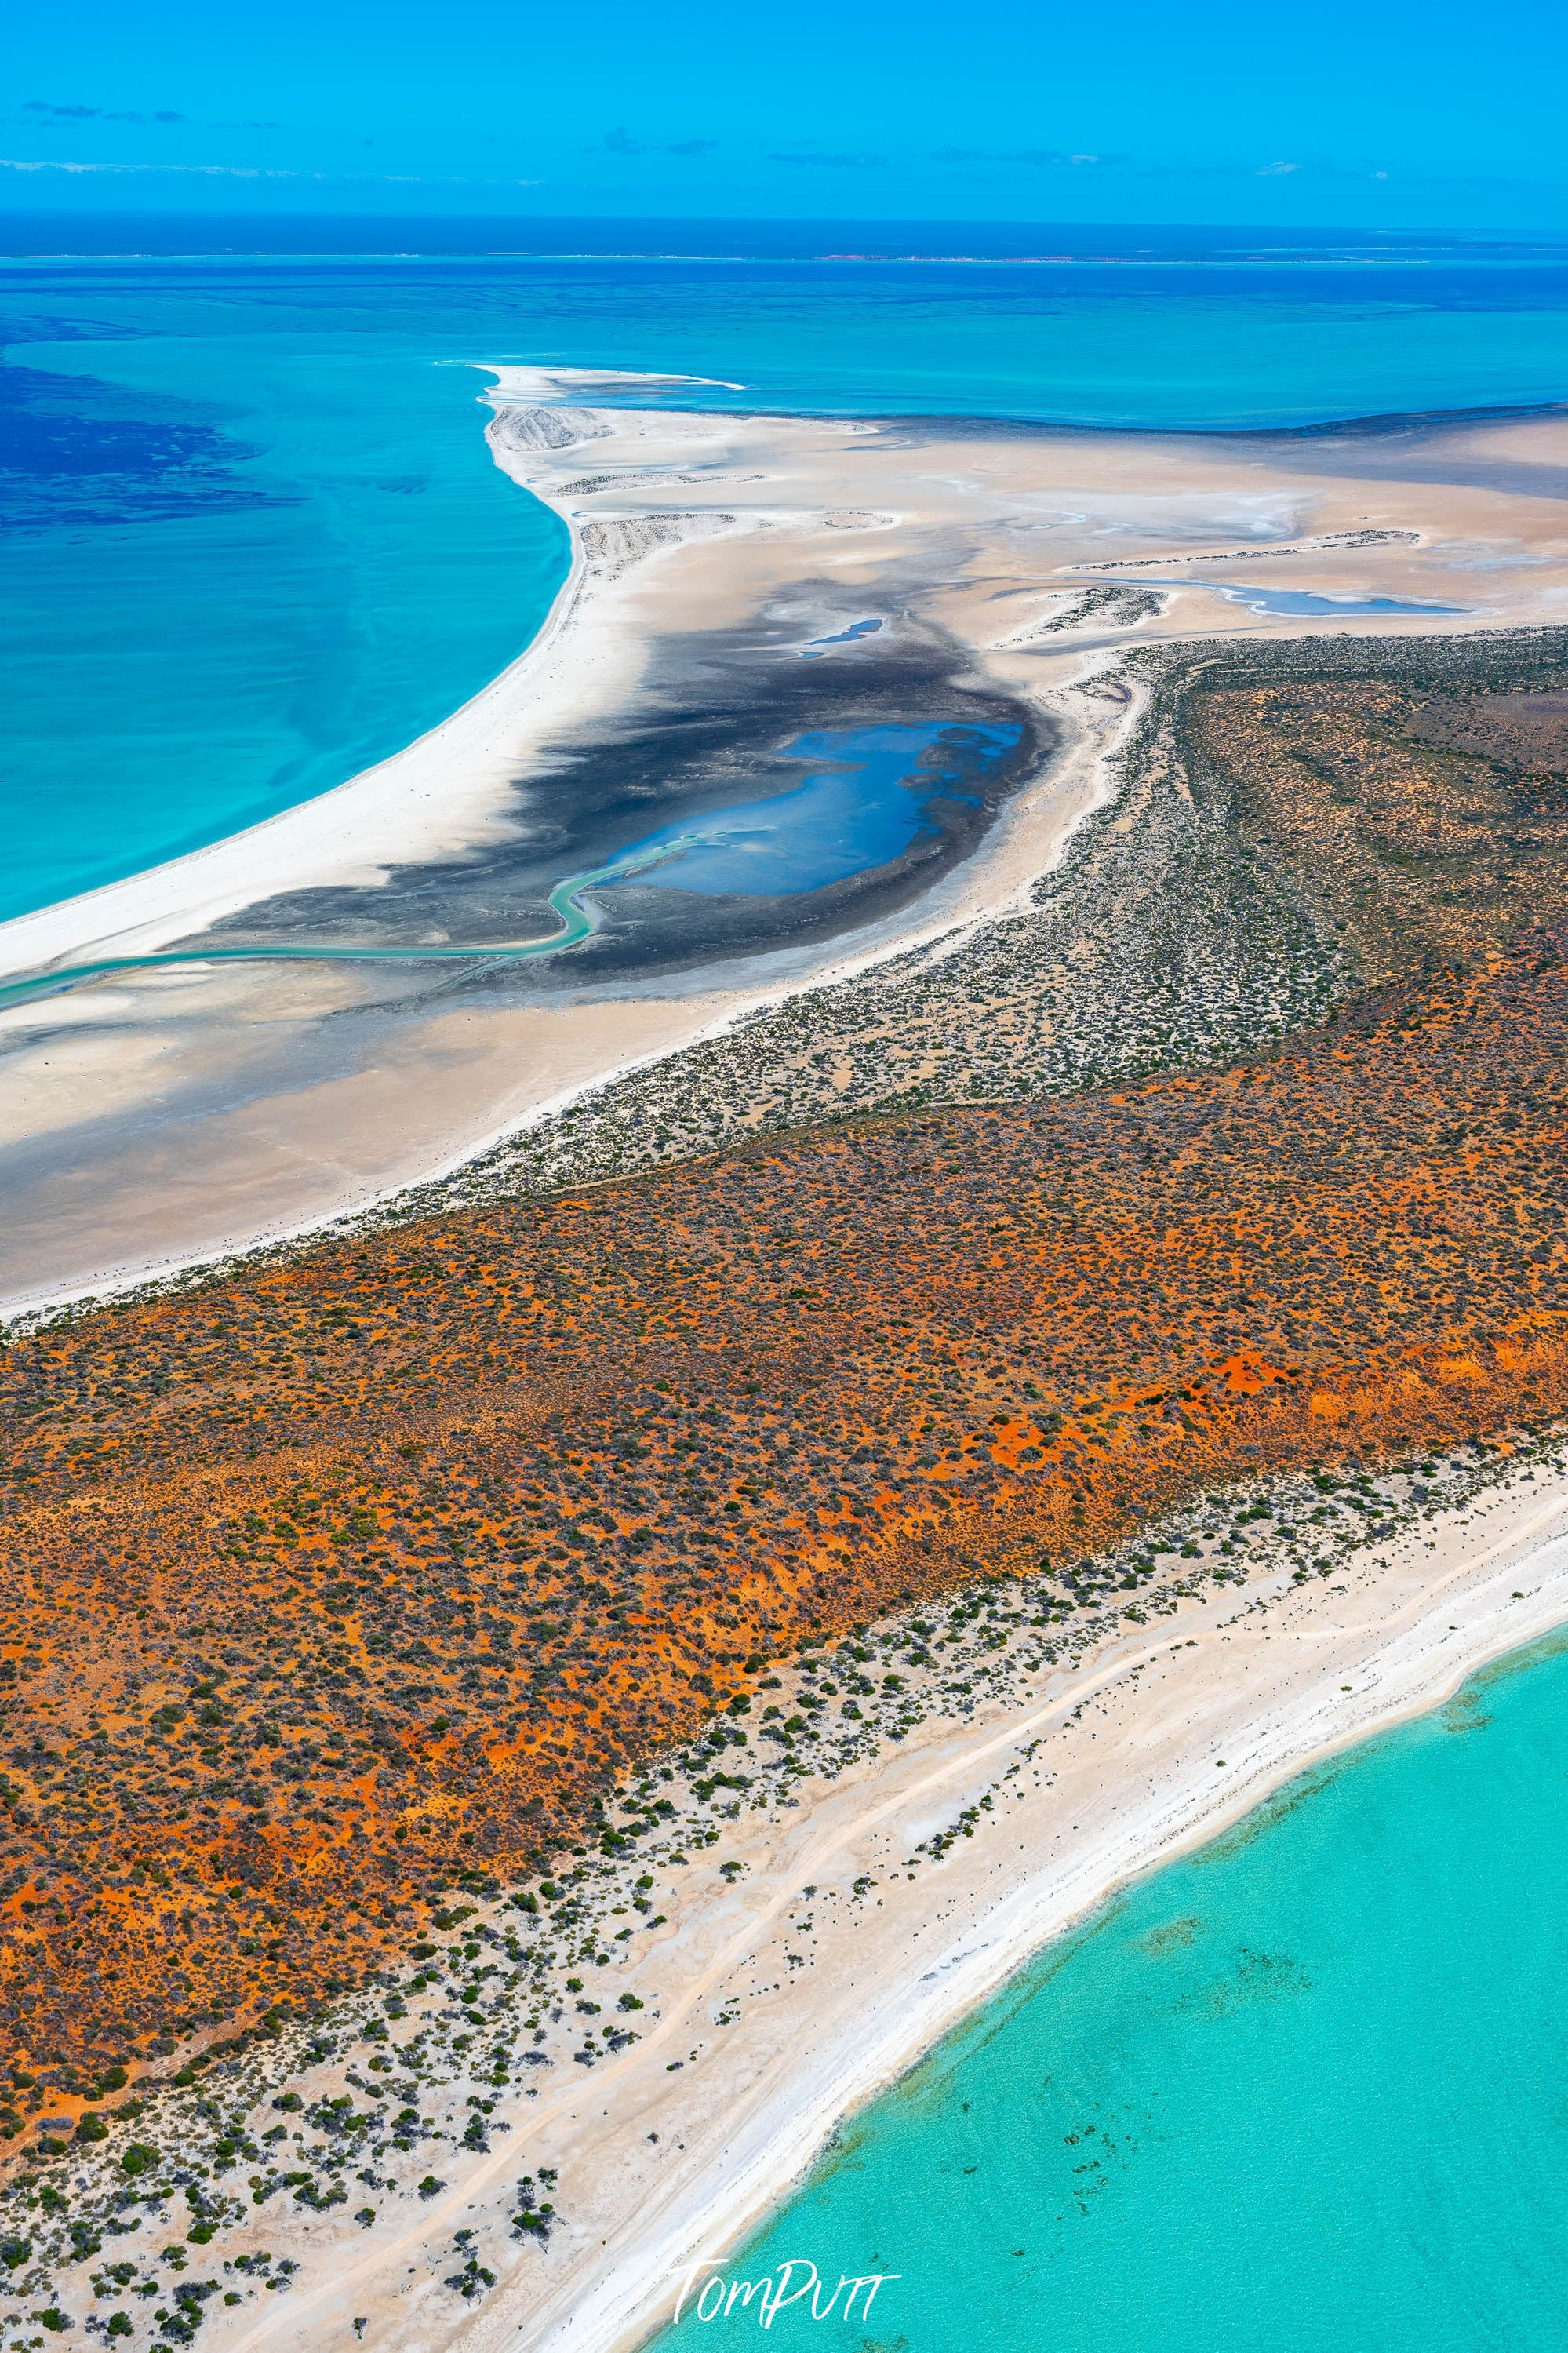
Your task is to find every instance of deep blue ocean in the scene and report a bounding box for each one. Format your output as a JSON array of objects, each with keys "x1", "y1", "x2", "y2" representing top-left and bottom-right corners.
[
  {"x1": 5, "y1": 225, "x2": 1568, "y2": 922},
  {"x1": 649, "y1": 1629, "x2": 1568, "y2": 2353}
]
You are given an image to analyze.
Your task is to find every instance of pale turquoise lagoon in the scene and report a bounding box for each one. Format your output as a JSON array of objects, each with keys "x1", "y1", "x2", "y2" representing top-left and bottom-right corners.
[{"x1": 649, "y1": 1627, "x2": 1568, "y2": 2350}]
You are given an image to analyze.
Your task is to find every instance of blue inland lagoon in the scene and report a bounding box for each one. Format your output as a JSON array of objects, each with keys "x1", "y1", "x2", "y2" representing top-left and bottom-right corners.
[
  {"x1": 647, "y1": 1628, "x2": 1568, "y2": 2351},
  {"x1": 615, "y1": 723, "x2": 1016, "y2": 898},
  {"x1": 5, "y1": 236, "x2": 1568, "y2": 923}
]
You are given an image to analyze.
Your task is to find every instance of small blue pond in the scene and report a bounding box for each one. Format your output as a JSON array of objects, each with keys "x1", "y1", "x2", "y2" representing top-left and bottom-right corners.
[
  {"x1": 608, "y1": 721, "x2": 1019, "y2": 898},
  {"x1": 802, "y1": 617, "x2": 885, "y2": 656}
]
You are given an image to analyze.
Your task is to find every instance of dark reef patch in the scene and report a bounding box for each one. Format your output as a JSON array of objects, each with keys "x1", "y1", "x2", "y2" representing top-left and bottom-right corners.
[{"x1": 0, "y1": 326, "x2": 281, "y2": 534}]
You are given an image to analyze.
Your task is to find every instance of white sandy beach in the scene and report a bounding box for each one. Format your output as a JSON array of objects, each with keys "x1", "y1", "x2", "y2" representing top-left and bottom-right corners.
[{"x1": 39, "y1": 1444, "x2": 1554, "y2": 2353}]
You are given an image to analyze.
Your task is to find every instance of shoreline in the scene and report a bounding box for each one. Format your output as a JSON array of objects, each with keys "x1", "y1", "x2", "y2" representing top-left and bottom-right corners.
[
  {"x1": 0, "y1": 435, "x2": 589, "y2": 984},
  {"x1": 518, "y1": 1452, "x2": 1568, "y2": 2353},
  {"x1": 24, "y1": 1439, "x2": 1566, "y2": 2353}
]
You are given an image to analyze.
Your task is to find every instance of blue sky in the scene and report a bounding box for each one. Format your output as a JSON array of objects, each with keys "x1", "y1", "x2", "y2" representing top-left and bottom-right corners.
[{"x1": 4, "y1": 0, "x2": 1566, "y2": 229}]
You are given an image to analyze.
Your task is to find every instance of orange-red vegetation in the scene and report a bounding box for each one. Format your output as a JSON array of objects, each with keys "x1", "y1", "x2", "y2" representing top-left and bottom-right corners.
[{"x1": 0, "y1": 928, "x2": 1564, "y2": 2103}]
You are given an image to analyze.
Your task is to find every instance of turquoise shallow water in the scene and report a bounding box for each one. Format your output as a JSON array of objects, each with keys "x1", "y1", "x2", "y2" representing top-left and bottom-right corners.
[
  {"x1": 0, "y1": 315, "x2": 569, "y2": 923},
  {"x1": 6, "y1": 239, "x2": 1568, "y2": 923},
  {"x1": 649, "y1": 1626, "x2": 1568, "y2": 2351}
]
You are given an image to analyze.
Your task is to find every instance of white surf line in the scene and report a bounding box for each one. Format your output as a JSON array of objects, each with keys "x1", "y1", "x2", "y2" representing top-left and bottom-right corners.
[
  {"x1": 485, "y1": 366, "x2": 748, "y2": 397},
  {"x1": 228, "y1": 1469, "x2": 1568, "y2": 2353}
]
